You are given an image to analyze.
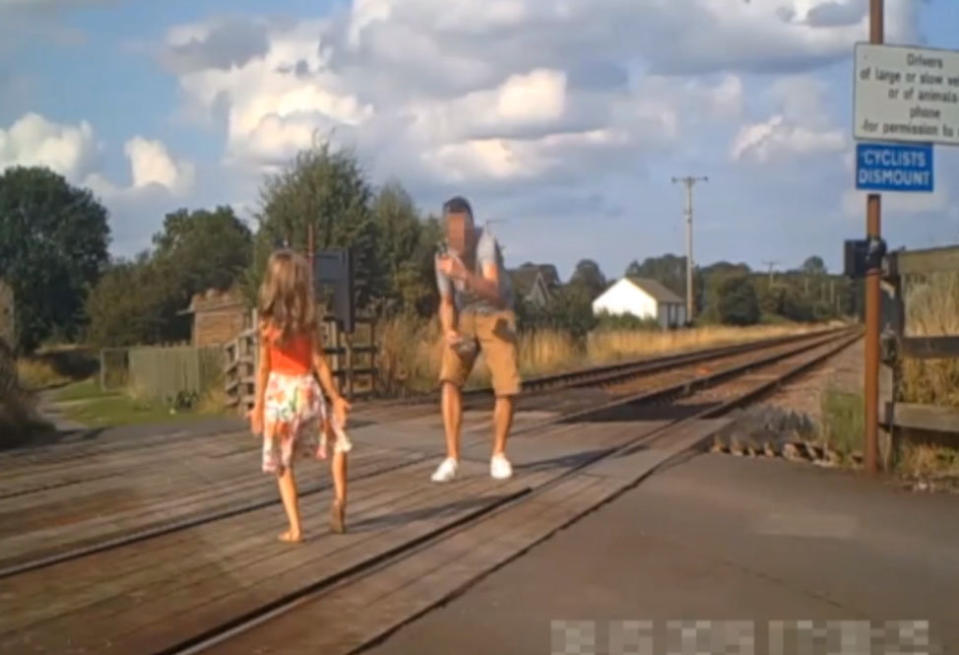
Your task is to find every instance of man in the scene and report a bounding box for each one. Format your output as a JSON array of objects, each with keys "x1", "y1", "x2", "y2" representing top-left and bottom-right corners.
[{"x1": 432, "y1": 196, "x2": 520, "y2": 482}]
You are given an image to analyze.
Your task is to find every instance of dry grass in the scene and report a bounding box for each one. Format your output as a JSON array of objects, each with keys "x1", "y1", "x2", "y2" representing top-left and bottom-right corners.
[
  {"x1": 585, "y1": 323, "x2": 827, "y2": 363},
  {"x1": 898, "y1": 443, "x2": 959, "y2": 482},
  {"x1": 894, "y1": 272, "x2": 959, "y2": 484},
  {"x1": 2, "y1": 347, "x2": 50, "y2": 448},
  {"x1": 900, "y1": 272, "x2": 959, "y2": 409},
  {"x1": 195, "y1": 379, "x2": 230, "y2": 415},
  {"x1": 16, "y1": 346, "x2": 99, "y2": 391},
  {"x1": 376, "y1": 315, "x2": 831, "y2": 395},
  {"x1": 16, "y1": 358, "x2": 73, "y2": 390}
]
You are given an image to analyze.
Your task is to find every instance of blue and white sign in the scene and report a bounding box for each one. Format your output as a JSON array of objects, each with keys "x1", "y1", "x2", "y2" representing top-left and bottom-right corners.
[{"x1": 856, "y1": 142, "x2": 934, "y2": 192}]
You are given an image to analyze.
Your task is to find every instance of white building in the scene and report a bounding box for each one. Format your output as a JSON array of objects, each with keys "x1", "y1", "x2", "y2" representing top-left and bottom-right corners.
[{"x1": 592, "y1": 277, "x2": 687, "y2": 328}]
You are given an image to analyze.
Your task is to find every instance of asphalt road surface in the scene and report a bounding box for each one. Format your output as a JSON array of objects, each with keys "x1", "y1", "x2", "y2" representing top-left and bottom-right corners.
[{"x1": 367, "y1": 452, "x2": 958, "y2": 655}]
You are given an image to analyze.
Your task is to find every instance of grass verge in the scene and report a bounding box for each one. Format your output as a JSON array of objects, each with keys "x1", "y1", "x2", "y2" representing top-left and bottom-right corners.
[
  {"x1": 53, "y1": 378, "x2": 231, "y2": 428},
  {"x1": 819, "y1": 386, "x2": 864, "y2": 463}
]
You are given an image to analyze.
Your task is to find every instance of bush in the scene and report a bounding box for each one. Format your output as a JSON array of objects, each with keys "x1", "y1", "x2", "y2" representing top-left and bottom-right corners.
[
  {"x1": 716, "y1": 275, "x2": 760, "y2": 326},
  {"x1": 595, "y1": 312, "x2": 662, "y2": 331},
  {"x1": 1, "y1": 340, "x2": 50, "y2": 448},
  {"x1": 515, "y1": 286, "x2": 597, "y2": 339}
]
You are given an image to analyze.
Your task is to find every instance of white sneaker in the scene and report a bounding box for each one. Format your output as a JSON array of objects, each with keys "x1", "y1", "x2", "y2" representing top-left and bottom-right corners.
[
  {"x1": 490, "y1": 454, "x2": 513, "y2": 480},
  {"x1": 430, "y1": 457, "x2": 459, "y2": 483}
]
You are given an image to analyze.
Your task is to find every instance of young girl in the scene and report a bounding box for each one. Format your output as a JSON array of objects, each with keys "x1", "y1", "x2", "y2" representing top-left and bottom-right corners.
[{"x1": 250, "y1": 250, "x2": 353, "y2": 541}]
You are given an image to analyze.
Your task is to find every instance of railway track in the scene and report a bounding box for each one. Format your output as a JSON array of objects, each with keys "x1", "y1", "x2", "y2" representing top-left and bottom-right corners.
[
  {"x1": 0, "y1": 327, "x2": 857, "y2": 579},
  {"x1": 0, "y1": 328, "x2": 841, "y2": 469},
  {"x1": 0, "y1": 328, "x2": 860, "y2": 655},
  {"x1": 367, "y1": 326, "x2": 849, "y2": 409},
  {"x1": 173, "y1": 328, "x2": 863, "y2": 655}
]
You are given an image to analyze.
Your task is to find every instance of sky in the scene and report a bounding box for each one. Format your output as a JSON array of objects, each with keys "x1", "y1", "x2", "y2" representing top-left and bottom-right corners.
[{"x1": 1, "y1": 0, "x2": 957, "y2": 279}]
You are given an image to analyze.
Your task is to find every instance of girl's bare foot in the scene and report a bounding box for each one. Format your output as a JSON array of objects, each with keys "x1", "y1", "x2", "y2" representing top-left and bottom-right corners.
[
  {"x1": 330, "y1": 500, "x2": 345, "y2": 534},
  {"x1": 278, "y1": 530, "x2": 302, "y2": 543}
]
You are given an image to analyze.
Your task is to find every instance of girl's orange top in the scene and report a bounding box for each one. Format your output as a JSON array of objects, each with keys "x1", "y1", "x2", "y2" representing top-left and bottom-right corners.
[{"x1": 265, "y1": 325, "x2": 313, "y2": 376}]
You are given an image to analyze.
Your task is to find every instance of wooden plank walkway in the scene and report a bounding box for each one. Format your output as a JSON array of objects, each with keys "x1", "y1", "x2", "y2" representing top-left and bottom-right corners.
[
  {"x1": 198, "y1": 420, "x2": 728, "y2": 654},
  {"x1": 0, "y1": 405, "x2": 523, "y2": 573},
  {"x1": 0, "y1": 446, "x2": 423, "y2": 574},
  {"x1": 0, "y1": 412, "x2": 727, "y2": 655},
  {"x1": 0, "y1": 460, "x2": 535, "y2": 654}
]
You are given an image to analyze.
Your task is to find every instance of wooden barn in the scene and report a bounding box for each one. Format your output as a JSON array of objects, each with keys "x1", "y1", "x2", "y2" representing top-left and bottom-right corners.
[{"x1": 181, "y1": 286, "x2": 250, "y2": 348}]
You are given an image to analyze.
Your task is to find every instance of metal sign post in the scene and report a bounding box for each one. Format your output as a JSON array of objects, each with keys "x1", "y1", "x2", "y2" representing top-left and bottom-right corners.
[
  {"x1": 862, "y1": 0, "x2": 884, "y2": 475},
  {"x1": 852, "y1": 1, "x2": 959, "y2": 473}
]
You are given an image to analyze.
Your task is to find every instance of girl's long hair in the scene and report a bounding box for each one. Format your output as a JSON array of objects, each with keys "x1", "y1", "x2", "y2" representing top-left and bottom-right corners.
[{"x1": 257, "y1": 250, "x2": 317, "y2": 344}]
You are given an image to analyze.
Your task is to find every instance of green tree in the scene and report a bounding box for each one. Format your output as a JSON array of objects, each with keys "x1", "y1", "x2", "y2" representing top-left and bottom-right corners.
[
  {"x1": 85, "y1": 256, "x2": 174, "y2": 347},
  {"x1": 801, "y1": 255, "x2": 827, "y2": 276},
  {"x1": 370, "y1": 181, "x2": 441, "y2": 315},
  {"x1": 569, "y1": 259, "x2": 607, "y2": 299},
  {"x1": 153, "y1": 206, "x2": 252, "y2": 296},
  {"x1": 249, "y1": 142, "x2": 382, "y2": 309},
  {"x1": 516, "y1": 284, "x2": 597, "y2": 339},
  {"x1": 405, "y1": 215, "x2": 443, "y2": 317},
  {"x1": 0, "y1": 167, "x2": 110, "y2": 351},
  {"x1": 86, "y1": 207, "x2": 253, "y2": 347},
  {"x1": 625, "y1": 254, "x2": 686, "y2": 297},
  {"x1": 552, "y1": 284, "x2": 598, "y2": 338},
  {"x1": 716, "y1": 275, "x2": 760, "y2": 326}
]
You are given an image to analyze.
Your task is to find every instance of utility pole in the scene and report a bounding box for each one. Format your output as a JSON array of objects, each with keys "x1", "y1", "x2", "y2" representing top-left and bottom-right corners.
[
  {"x1": 762, "y1": 260, "x2": 779, "y2": 287},
  {"x1": 863, "y1": 0, "x2": 883, "y2": 475},
  {"x1": 672, "y1": 176, "x2": 707, "y2": 324}
]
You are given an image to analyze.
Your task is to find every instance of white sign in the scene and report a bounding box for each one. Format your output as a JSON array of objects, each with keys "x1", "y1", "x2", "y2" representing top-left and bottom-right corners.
[{"x1": 854, "y1": 43, "x2": 959, "y2": 146}]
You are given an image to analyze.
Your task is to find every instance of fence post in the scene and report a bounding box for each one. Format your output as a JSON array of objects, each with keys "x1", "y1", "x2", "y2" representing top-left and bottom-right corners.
[{"x1": 345, "y1": 331, "x2": 354, "y2": 400}]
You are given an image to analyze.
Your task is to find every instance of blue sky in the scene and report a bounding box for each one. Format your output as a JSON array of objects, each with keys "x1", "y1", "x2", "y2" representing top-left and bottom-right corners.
[{"x1": 1, "y1": 0, "x2": 957, "y2": 278}]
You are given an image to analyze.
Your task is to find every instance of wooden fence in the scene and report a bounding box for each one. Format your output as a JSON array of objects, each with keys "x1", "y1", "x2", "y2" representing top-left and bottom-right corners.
[
  {"x1": 101, "y1": 344, "x2": 225, "y2": 402},
  {"x1": 878, "y1": 245, "x2": 959, "y2": 461},
  {"x1": 224, "y1": 315, "x2": 377, "y2": 414}
]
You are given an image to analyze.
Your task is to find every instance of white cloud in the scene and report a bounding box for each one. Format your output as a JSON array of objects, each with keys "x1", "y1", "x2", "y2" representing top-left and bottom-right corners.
[
  {"x1": 0, "y1": 113, "x2": 200, "y2": 257},
  {"x1": 160, "y1": 16, "x2": 271, "y2": 74},
  {"x1": 171, "y1": 19, "x2": 374, "y2": 167},
  {"x1": 494, "y1": 69, "x2": 566, "y2": 124},
  {"x1": 338, "y1": 0, "x2": 918, "y2": 78},
  {"x1": 0, "y1": 114, "x2": 195, "y2": 196},
  {"x1": 0, "y1": 112, "x2": 98, "y2": 182},
  {"x1": 124, "y1": 136, "x2": 195, "y2": 194},
  {"x1": 162, "y1": 0, "x2": 919, "y2": 179},
  {"x1": 730, "y1": 75, "x2": 846, "y2": 163},
  {"x1": 731, "y1": 115, "x2": 846, "y2": 163},
  {"x1": 132, "y1": 0, "x2": 944, "y2": 269},
  {"x1": 424, "y1": 128, "x2": 631, "y2": 182}
]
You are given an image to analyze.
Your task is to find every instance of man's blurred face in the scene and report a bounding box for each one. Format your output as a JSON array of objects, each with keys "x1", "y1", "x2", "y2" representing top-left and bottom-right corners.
[{"x1": 445, "y1": 211, "x2": 472, "y2": 257}]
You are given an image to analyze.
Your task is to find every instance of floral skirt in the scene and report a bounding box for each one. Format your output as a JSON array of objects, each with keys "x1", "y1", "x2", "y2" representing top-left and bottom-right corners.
[{"x1": 261, "y1": 372, "x2": 352, "y2": 475}]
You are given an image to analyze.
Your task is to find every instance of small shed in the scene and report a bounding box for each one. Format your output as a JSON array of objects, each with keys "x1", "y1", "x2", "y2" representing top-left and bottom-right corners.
[
  {"x1": 592, "y1": 277, "x2": 687, "y2": 328},
  {"x1": 181, "y1": 286, "x2": 250, "y2": 348}
]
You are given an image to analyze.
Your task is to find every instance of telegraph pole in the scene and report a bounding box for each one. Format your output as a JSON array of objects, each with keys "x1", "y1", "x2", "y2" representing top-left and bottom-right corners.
[
  {"x1": 672, "y1": 176, "x2": 708, "y2": 324},
  {"x1": 863, "y1": 0, "x2": 883, "y2": 475},
  {"x1": 762, "y1": 260, "x2": 779, "y2": 287}
]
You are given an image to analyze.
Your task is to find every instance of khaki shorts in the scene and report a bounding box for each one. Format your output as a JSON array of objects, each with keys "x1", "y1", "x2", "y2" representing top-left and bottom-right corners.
[{"x1": 440, "y1": 311, "x2": 521, "y2": 397}]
